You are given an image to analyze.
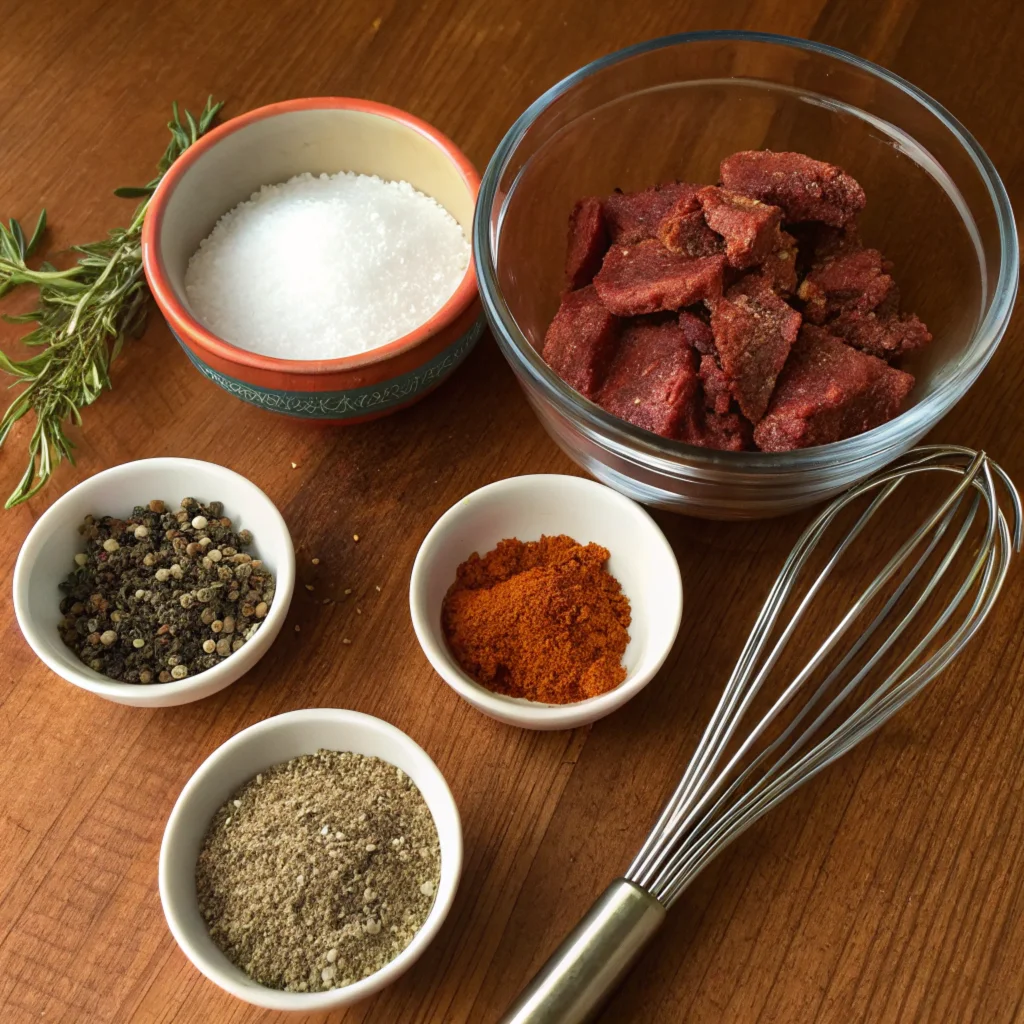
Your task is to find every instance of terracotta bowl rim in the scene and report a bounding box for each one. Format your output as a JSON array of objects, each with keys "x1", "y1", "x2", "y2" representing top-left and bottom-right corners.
[{"x1": 141, "y1": 96, "x2": 481, "y2": 378}]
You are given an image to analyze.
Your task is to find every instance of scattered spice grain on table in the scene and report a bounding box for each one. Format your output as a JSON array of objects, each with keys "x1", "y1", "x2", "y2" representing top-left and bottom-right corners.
[
  {"x1": 441, "y1": 534, "x2": 632, "y2": 703},
  {"x1": 196, "y1": 749, "x2": 441, "y2": 991}
]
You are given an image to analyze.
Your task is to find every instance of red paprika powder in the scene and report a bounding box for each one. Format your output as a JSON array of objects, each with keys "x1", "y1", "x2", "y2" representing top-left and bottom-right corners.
[{"x1": 440, "y1": 534, "x2": 632, "y2": 704}]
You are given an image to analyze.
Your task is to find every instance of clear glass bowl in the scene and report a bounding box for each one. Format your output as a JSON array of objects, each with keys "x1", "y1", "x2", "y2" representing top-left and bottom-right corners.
[{"x1": 473, "y1": 32, "x2": 1018, "y2": 519}]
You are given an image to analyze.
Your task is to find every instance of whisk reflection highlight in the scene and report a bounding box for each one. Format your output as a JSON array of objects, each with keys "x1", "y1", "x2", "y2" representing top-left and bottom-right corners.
[{"x1": 501, "y1": 445, "x2": 1021, "y2": 1024}]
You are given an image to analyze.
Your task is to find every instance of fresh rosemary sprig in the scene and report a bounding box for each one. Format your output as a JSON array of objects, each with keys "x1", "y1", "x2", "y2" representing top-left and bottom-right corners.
[{"x1": 0, "y1": 96, "x2": 223, "y2": 509}]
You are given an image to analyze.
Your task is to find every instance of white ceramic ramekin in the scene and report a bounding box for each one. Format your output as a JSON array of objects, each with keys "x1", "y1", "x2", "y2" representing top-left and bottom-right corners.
[
  {"x1": 409, "y1": 474, "x2": 683, "y2": 729},
  {"x1": 13, "y1": 457, "x2": 295, "y2": 707},
  {"x1": 159, "y1": 708, "x2": 462, "y2": 1011}
]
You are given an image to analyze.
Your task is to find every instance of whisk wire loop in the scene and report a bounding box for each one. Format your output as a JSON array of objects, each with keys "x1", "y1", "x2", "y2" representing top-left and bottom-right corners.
[
  {"x1": 651, "y1": 492, "x2": 976, "y2": 900},
  {"x1": 501, "y1": 447, "x2": 1019, "y2": 1024},
  {"x1": 627, "y1": 482, "x2": 901, "y2": 887},
  {"x1": 627, "y1": 447, "x2": 1019, "y2": 906}
]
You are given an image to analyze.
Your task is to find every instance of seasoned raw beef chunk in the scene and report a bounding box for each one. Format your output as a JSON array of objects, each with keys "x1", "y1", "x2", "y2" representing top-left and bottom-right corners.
[
  {"x1": 594, "y1": 240, "x2": 726, "y2": 315},
  {"x1": 597, "y1": 321, "x2": 700, "y2": 438},
  {"x1": 541, "y1": 285, "x2": 621, "y2": 398},
  {"x1": 829, "y1": 309, "x2": 932, "y2": 359},
  {"x1": 696, "y1": 410, "x2": 754, "y2": 451},
  {"x1": 565, "y1": 197, "x2": 609, "y2": 289},
  {"x1": 546, "y1": 149, "x2": 931, "y2": 452},
  {"x1": 790, "y1": 222, "x2": 861, "y2": 275},
  {"x1": 697, "y1": 186, "x2": 783, "y2": 268},
  {"x1": 754, "y1": 326, "x2": 915, "y2": 452},
  {"x1": 709, "y1": 282, "x2": 802, "y2": 422},
  {"x1": 597, "y1": 321, "x2": 700, "y2": 437},
  {"x1": 699, "y1": 354, "x2": 732, "y2": 414},
  {"x1": 757, "y1": 230, "x2": 799, "y2": 294},
  {"x1": 679, "y1": 310, "x2": 716, "y2": 355},
  {"x1": 720, "y1": 150, "x2": 866, "y2": 228},
  {"x1": 797, "y1": 248, "x2": 895, "y2": 324},
  {"x1": 604, "y1": 183, "x2": 700, "y2": 244},
  {"x1": 658, "y1": 195, "x2": 724, "y2": 258}
]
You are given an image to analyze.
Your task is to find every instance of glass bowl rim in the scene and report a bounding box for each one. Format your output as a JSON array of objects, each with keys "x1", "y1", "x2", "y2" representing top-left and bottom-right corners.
[{"x1": 473, "y1": 30, "x2": 1019, "y2": 471}]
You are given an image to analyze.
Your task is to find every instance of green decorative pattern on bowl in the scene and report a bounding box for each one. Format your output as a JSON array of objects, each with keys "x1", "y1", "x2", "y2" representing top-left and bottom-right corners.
[{"x1": 170, "y1": 317, "x2": 484, "y2": 420}]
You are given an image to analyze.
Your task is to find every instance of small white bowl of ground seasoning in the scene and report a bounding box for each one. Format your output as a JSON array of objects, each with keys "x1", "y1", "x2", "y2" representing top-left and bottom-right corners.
[
  {"x1": 159, "y1": 708, "x2": 461, "y2": 1011},
  {"x1": 410, "y1": 474, "x2": 683, "y2": 730},
  {"x1": 12, "y1": 457, "x2": 295, "y2": 707}
]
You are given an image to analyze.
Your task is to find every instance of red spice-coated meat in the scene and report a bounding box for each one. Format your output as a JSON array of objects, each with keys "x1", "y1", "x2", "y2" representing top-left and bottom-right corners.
[
  {"x1": 565, "y1": 197, "x2": 609, "y2": 289},
  {"x1": 679, "y1": 310, "x2": 716, "y2": 356},
  {"x1": 757, "y1": 230, "x2": 799, "y2": 295},
  {"x1": 699, "y1": 354, "x2": 733, "y2": 415},
  {"x1": 709, "y1": 281, "x2": 802, "y2": 422},
  {"x1": 548, "y1": 150, "x2": 931, "y2": 452},
  {"x1": 596, "y1": 320, "x2": 700, "y2": 438},
  {"x1": 658, "y1": 195, "x2": 725, "y2": 258},
  {"x1": 797, "y1": 248, "x2": 896, "y2": 324},
  {"x1": 541, "y1": 285, "x2": 621, "y2": 398},
  {"x1": 697, "y1": 186, "x2": 784, "y2": 269},
  {"x1": 829, "y1": 309, "x2": 933, "y2": 360},
  {"x1": 720, "y1": 150, "x2": 866, "y2": 228},
  {"x1": 604, "y1": 183, "x2": 701, "y2": 244},
  {"x1": 694, "y1": 410, "x2": 755, "y2": 451},
  {"x1": 789, "y1": 222, "x2": 861, "y2": 275},
  {"x1": 753, "y1": 326, "x2": 915, "y2": 452},
  {"x1": 594, "y1": 240, "x2": 726, "y2": 315}
]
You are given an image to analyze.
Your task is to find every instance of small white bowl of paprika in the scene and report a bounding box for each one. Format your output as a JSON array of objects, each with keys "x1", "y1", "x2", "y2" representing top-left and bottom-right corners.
[{"x1": 409, "y1": 474, "x2": 683, "y2": 730}]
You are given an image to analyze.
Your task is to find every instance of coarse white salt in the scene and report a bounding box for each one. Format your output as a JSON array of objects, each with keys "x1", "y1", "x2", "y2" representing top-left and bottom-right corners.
[{"x1": 184, "y1": 172, "x2": 471, "y2": 361}]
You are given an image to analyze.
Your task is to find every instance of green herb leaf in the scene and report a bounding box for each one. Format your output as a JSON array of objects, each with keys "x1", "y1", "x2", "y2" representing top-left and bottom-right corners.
[
  {"x1": 10, "y1": 219, "x2": 26, "y2": 257},
  {"x1": 26, "y1": 209, "x2": 46, "y2": 256},
  {"x1": 199, "y1": 97, "x2": 223, "y2": 132},
  {"x1": 0, "y1": 97, "x2": 224, "y2": 508}
]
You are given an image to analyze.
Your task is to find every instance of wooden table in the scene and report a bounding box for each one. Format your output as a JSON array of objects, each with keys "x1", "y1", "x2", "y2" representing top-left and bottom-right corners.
[{"x1": 2, "y1": 1, "x2": 1022, "y2": 1021}]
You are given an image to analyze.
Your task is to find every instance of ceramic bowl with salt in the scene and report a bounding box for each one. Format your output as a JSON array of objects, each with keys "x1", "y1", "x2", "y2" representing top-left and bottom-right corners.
[{"x1": 142, "y1": 98, "x2": 482, "y2": 423}]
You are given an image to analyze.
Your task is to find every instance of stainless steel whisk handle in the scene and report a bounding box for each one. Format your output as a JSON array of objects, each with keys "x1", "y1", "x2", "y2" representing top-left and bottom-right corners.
[{"x1": 499, "y1": 880, "x2": 666, "y2": 1024}]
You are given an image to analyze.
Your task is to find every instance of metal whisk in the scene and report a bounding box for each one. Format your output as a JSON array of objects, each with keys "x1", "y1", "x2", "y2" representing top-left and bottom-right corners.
[{"x1": 501, "y1": 445, "x2": 1021, "y2": 1024}]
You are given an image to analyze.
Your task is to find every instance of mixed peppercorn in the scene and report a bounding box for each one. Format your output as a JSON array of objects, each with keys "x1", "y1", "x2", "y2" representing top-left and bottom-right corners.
[{"x1": 58, "y1": 497, "x2": 275, "y2": 683}]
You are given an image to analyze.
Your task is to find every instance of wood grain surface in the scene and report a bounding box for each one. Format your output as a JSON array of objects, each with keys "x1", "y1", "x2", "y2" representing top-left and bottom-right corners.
[{"x1": 2, "y1": 1, "x2": 1023, "y2": 1022}]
